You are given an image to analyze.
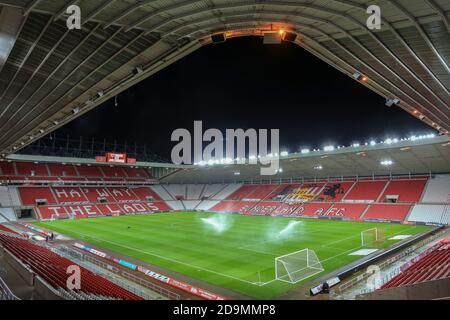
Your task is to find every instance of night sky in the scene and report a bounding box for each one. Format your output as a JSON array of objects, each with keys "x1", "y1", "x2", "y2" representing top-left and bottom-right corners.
[{"x1": 54, "y1": 36, "x2": 432, "y2": 160}]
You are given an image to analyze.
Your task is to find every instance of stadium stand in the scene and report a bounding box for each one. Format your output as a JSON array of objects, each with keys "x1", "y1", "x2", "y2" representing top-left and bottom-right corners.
[
  {"x1": 0, "y1": 162, "x2": 16, "y2": 175},
  {"x1": 164, "y1": 184, "x2": 187, "y2": 200},
  {"x1": 378, "y1": 179, "x2": 428, "y2": 203},
  {"x1": 15, "y1": 162, "x2": 49, "y2": 176},
  {"x1": 0, "y1": 186, "x2": 21, "y2": 207},
  {"x1": 0, "y1": 233, "x2": 142, "y2": 300},
  {"x1": 47, "y1": 163, "x2": 78, "y2": 177},
  {"x1": 380, "y1": 240, "x2": 449, "y2": 290},
  {"x1": 19, "y1": 187, "x2": 57, "y2": 205},
  {"x1": 226, "y1": 185, "x2": 258, "y2": 200},
  {"x1": 186, "y1": 184, "x2": 204, "y2": 200},
  {"x1": 81, "y1": 187, "x2": 117, "y2": 203},
  {"x1": 130, "y1": 187, "x2": 162, "y2": 201},
  {"x1": 421, "y1": 175, "x2": 450, "y2": 203},
  {"x1": 76, "y1": 165, "x2": 103, "y2": 177},
  {"x1": 150, "y1": 185, "x2": 176, "y2": 200},
  {"x1": 0, "y1": 208, "x2": 17, "y2": 222},
  {"x1": 343, "y1": 181, "x2": 387, "y2": 202},
  {"x1": 362, "y1": 204, "x2": 412, "y2": 221},
  {"x1": 200, "y1": 184, "x2": 229, "y2": 199},
  {"x1": 407, "y1": 205, "x2": 450, "y2": 225},
  {"x1": 53, "y1": 187, "x2": 88, "y2": 204}
]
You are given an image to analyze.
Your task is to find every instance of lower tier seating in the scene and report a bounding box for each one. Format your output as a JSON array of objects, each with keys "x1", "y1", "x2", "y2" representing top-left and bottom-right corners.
[
  {"x1": 362, "y1": 204, "x2": 412, "y2": 221},
  {"x1": 0, "y1": 233, "x2": 142, "y2": 300},
  {"x1": 380, "y1": 241, "x2": 449, "y2": 289},
  {"x1": 36, "y1": 201, "x2": 171, "y2": 220}
]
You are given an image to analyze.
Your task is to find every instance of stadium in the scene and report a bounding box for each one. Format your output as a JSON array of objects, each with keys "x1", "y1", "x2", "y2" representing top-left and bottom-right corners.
[{"x1": 0, "y1": 0, "x2": 449, "y2": 304}]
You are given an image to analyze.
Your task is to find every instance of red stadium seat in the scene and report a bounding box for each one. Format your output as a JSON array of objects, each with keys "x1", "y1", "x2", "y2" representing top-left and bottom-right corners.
[
  {"x1": 19, "y1": 187, "x2": 57, "y2": 205},
  {"x1": 53, "y1": 187, "x2": 88, "y2": 204},
  {"x1": 379, "y1": 179, "x2": 427, "y2": 203},
  {"x1": 15, "y1": 161, "x2": 49, "y2": 176},
  {"x1": 48, "y1": 163, "x2": 78, "y2": 177},
  {"x1": 362, "y1": 204, "x2": 412, "y2": 221},
  {"x1": 343, "y1": 181, "x2": 387, "y2": 202},
  {"x1": 0, "y1": 233, "x2": 142, "y2": 300}
]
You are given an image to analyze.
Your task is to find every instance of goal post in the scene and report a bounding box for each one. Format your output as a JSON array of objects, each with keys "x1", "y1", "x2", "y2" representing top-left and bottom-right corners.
[
  {"x1": 361, "y1": 228, "x2": 386, "y2": 246},
  {"x1": 275, "y1": 248, "x2": 324, "y2": 284}
]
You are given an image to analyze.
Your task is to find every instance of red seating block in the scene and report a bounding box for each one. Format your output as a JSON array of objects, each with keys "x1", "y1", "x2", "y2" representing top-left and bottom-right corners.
[
  {"x1": 344, "y1": 181, "x2": 387, "y2": 201},
  {"x1": 19, "y1": 187, "x2": 57, "y2": 205},
  {"x1": 363, "y1": 204, "x2": 411, "y2": 221},
  {"x1": 379, "y1": 179, "x2": 427, "y2": 203}
]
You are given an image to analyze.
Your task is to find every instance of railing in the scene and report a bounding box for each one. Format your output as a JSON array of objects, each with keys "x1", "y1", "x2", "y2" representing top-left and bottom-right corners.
[
  {"x1": 0, "y1": 276, "x2": 19, "y2": 300},
  {"x1": 331, "y1": 229, "x2": 447, "y2": 298},
  {"x1": 57, "y1": 246, "x2": 180, "y2": 300}
]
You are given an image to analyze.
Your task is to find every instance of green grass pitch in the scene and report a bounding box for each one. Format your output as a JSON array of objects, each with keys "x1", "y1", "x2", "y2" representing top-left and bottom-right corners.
[{"x1": 34, "y1": 212, "x2": 430, "y2": 299}]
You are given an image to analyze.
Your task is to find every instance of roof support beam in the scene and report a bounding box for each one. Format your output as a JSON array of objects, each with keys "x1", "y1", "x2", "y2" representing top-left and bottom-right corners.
[
  {"x1": 0, "y1": 6, "x2": 26, "y2": 74},
  {"x1": 0, "y1": 28, "x2": 147, "y2": 150},
  {"x1": 0, "y1": 15, "x2": 52, "y2": 109},
  {"x1": 24, "y1": 0, "x2": 42, "y2": 16},
  {"x1": 424, "y1": 0, "x2": 450, "y2": 33}
]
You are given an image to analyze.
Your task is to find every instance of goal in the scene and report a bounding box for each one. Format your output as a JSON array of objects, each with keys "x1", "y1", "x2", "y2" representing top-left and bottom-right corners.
[
  {"x1": 361, "y1": 228, "x2": 386, "y2": 246},
  {"x1": 275, "y1": 248, "x2": 324, "y2": 284}
]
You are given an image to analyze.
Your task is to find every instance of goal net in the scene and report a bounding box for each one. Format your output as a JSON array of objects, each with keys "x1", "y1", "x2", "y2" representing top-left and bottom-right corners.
[
  {"x1": 361, "y1": 228, "x2": 386, "y2": 246},
  {"x1": 275, "y1": 248, "x2": 324, "y2": 284}
]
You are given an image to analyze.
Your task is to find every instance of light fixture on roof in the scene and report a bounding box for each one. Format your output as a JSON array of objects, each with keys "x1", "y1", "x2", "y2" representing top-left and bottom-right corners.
[
  {"x1": 72, "y1": 106, "x2": 80, "y2": 114},
  {"x1": 314, "y1": 165, "x2": 323, "y2": 170},
  {"x1": 280, "y1": 151, "x2": 288, "y2": 157},
  {"x1": 352, "y1": 143, "x2": 360, "y2": 148},
  {"x1": 385, "y1": 98, "x2": 400, "y2": 107},
  {"x1": 380, "y1": 160, "x2": 393, "y2": 166},
  {"x1": 133, "y1": 66, "x2": 143, "y2": 75},
  {"x1": 352, "y1": 72, "x2": 368, "y2": 82},
  {"x1": 301, "y1": 148, "x2": 310, "y2": 154},
  {"x1": 370, "y1": 140, "x2": 376, "y2": 146},
  {"x1": 323, "y1": 145, "x2": 335, "y2": 152}
]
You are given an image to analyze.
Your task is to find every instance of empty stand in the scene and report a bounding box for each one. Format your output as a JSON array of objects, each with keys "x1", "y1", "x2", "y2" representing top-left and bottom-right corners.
[
  {"x1": 379, "y1": 179, "x2": 427, "y2": 203},
  {"x1": 245, "y1": 184, "x2": 280, "y2": 201},
  {"x1": 380, "y1": 242, "x2": 449, "y2": 290},
  {"x1": 76, "y1": 165, "x2": 103, "y2": 177},
  {"x1": 100, "y1": 166, "x2": 126, "y2": 177},
  {"x1": 107, "y1": 187, "x2": 138, "y2": 202},
  {"x1": 53, "y1": 187, "x2": 88, "y2": 204},
  {"x1": 122, "y1": 167, "x2": 150, "y2": 178},
  {"x1": 0, "y1": 162, "x2": 15, "y2": 175},
  {"x1": 362, "y1": 204, "x2": 412, "y2": 221},
  {"x1": 15, "y1": 162, "x2": 48, "y2": 176},
  {"x1": 19, "y1": 187, "x2": 57, "y2": 205},
  {"x1": 225, "y1": 185, "x2": 258, "y2": 200},
  {"x1": 0, "y1": 234, "x2": 142, "y2": 300},
  {"x1": 47, "y1": 163, "x2": 78, "y2": 177},
  {"x1": 130, "y1": 187, "x2": 161, "y2": 201},
  {"x1": 343, "y1": 181, "x2": 387, "y2": 202},
  {"x1": 408, "y1": 204, "x2": 450, "y2": 225},
  {"x1": 421, "y1": 174, "x2": 450, "y2": 203},
  {"x1": 82, "y1": 187, "x2": 116, "y2": 203}
]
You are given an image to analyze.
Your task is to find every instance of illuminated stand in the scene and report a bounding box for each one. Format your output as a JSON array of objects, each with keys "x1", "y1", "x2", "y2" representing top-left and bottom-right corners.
[{"x1": 275, "y1": 248, "x2": 324, "y2": 284}]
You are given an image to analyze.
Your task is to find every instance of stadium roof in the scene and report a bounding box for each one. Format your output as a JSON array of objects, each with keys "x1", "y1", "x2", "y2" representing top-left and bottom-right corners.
[
  {"x1": 0, "y1": 0, "x2": 449, "y2": 157},
  {"x1": 3, "y1": 135, "x2": 450, "y2": 182},
  {"x1": 160, "y1": 135, "x2": 450, "y2": 183}
]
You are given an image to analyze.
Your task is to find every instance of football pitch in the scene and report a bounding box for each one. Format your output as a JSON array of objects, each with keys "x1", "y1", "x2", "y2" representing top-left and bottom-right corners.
[{"x1": 34, "y1": 212, "x2": 430, "y2": 299}]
